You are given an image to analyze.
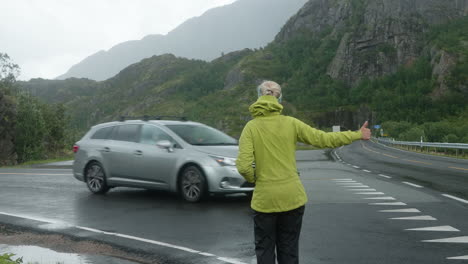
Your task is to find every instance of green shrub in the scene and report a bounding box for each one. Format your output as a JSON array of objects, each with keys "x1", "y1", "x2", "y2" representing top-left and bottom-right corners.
[{"x1": 0, "y1": 253, "x2": 23, "y2": 264}]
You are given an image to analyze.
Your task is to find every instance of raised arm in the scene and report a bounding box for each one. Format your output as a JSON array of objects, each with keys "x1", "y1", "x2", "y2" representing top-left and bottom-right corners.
[{"x1": 295, "y1": 119, "x2": 367, "y2": 148}]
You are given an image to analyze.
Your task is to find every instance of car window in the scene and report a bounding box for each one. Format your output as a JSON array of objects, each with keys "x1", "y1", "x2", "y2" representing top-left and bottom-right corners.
[
  {"x1": 90, "y1": 126, "x2": 115, "y2": 140},
  {"x1": 140, "y1": 125, "x2": 177, "y2": 146},
  {"x1": 112, "y1": 124, "x2": 141, "y2": 142},
  {"x1": 165, "y1": 124, "x2": 238, "y2": 146}
]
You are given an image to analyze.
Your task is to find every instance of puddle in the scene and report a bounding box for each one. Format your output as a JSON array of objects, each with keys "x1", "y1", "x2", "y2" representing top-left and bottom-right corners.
[{"x1": 0, "y1": 244, "x2": 138, "y2": 264}]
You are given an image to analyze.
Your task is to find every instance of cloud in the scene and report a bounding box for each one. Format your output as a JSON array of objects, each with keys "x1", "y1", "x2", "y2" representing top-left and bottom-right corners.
[{"x1": 0, "y1": 0, "x2": 236, "y2": 80}]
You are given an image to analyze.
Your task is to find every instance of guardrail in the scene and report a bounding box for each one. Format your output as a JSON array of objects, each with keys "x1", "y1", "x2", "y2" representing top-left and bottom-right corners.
[{"x1": 376, "y1": 138, "x2": 468, "y2": 150}]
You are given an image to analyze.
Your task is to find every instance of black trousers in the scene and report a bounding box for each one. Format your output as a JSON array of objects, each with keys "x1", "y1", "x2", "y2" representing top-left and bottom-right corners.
[{"x1": 253, "y1": 206, "x2": 305, "y2": 264}]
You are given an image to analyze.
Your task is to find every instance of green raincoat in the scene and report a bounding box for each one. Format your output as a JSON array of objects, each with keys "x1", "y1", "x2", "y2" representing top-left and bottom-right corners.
[{"x1": 237, "y1": 95, "x2": 362, "y2": 213}]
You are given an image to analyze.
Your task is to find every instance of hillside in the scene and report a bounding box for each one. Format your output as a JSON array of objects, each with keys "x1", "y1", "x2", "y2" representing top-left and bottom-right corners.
[
  {"x1": 56, "y1": 0, "x2": 308, "y2": 81},
  {"x1": 20, "y1": 0, "x2": 468, "y2": 142}
]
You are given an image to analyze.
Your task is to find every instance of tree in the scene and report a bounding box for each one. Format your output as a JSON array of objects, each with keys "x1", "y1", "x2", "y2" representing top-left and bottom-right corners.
[
  {"x1": 0, "y1": 53, "x2": 19, "y2": 165},
  {"x1": 0, "y1": 53, "x2": 20, "y2": 88}
]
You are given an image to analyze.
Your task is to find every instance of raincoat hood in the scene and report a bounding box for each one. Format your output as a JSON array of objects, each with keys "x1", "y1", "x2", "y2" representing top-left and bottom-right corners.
[{"x1": 249, "y1": 95, "x2": 283, "y2": 118}]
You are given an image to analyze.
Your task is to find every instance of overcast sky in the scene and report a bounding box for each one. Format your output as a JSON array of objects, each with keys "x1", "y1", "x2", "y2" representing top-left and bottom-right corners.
[{"x1": 1, "y1": 0, "x2": 237, "y2": 81}]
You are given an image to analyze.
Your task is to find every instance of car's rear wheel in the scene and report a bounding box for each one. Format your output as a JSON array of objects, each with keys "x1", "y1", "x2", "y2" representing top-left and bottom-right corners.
[
  {"x1": 85, "y1": 161, "x2": 110, "y2": 194},
  {"x1": 179, "y1": 165, "x2": 206, "y2": 202}
]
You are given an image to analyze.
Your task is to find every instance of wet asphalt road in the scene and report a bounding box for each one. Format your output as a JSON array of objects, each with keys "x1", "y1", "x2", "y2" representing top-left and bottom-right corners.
[{"x1": 1, "y1": 143, "x2": 468, "y2": 263}]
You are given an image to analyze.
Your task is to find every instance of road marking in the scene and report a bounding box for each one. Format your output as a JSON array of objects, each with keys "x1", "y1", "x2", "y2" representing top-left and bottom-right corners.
[
  {"x1": 336, "y1": 182, "x2": 361, "y2": 185},
  {"x1": 217, "y1": 257, "x2": 247, "y2": 264},
  {"x1": 390, "y1": 215, "x2": 437, "y2": 221},
  {"x1": 370, "y1": 202, "x2": 407, "y2": 206},
  {"x1": 343, "y1": 185, "x2": 370, "y2": 188},
  {"x1": 0, "y1": 211, "x2": 247, "y2": 264},
  {"x1": 332, "y1": 178, "x2": 354, "y2": 181},
  {"x1": 442, "y1": 194, "x2": 468, "y2": 204},
  {"x1": 364, "y1": 197, "x2": 396, "y2": 200},
  {"x1": 406, "y1": 226, "x2": 459, "y2": 232},
  {"x1": 0, "y1": 211, "x2": 67, "y2": 225},
  {"x1": 449, "y1": 166, "x2": 468, "y2": 171},
  {"x1": 383, "y1": 154, "x2": 399, "y2": 159},
  {"x1": 362, "y1": 144, "x2": 380, "y2": 154},
  {"x1": 423, "y1": 236, "x2": 468, "y2": 243},
  {"x1": 349, "y1": 189, "x2": 376, "y2": 191},
  {"x1": 352, "y1": 166, "x2": 360, "y2": 169},
  {"x1": 447, "y1": 255, "x2": 468, "y2": 260},
  {"x1": 362, "y1": 170, "x2": 371, "y2": 173},
  {"x1": 404, "y1": 159, "x2": 432, "y2": 165},
  {"x1": 355, "y1": 192, "x2": 385, "y2": 195},
  {"x1": 378, "y1": 174, "x2": 392, "y2": 179},
  {"x1": 0, "y1": 173, "x2": 73, "y2": 176},
  {"x1": 379, "y1": 208, "x2": 421, "y2": 213},
  {"x1": 402, "y1": 182, "x2": 423, "y2": 188}
]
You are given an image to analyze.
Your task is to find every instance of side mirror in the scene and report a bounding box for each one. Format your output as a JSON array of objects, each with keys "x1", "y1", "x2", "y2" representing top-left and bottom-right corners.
[{"x1": 156, "y1": 140, "x2": 174, "y2": 152}]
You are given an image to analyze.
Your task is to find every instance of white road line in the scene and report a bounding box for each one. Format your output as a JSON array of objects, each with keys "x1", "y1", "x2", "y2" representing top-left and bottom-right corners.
[
  {"x1": 199, "y1": 252, "x2": 217, "y2": 257},
  {"x1": 423, "y1": 236, "x2": 468, "y2": 243},
  {"x1": 378, "y1": 174, "x2": 392, "y2": 179},
  {"x1": 352, "y1": 166, "x2": 360, "y2": 169},
  {"x1": 379, "y1": 208, "x2": 421, "y2": 213},
  {"x1": 447, "y1": 255, "x2": 468, "y2": 260},
  {"x1": 349, "y1": 189, "x2": 376, "y2": 191},
  {"x1": 402, "y1": 182, "x2": 423, "y2": 188},
  {"x1": 390, "y1": 215, "x2": 437, "y2": 221},
  {"x1": 0, "y1": 211, "x2": 244, "y2": 263},
  {"x1": 0, "y1": 173, "x2": 73, "y2": 176},
  {"x1": 336, "y1": 182, "x2": 358, "y2": 184},
  {"x1": 369, "y1": 202, "x2": 407, "y2": 206},
  {"x1": 362, "y1": 170, "x2": 371, "y2": 173},
  {"x1": 88, "y1": 231, "x2": 202, "y2": 253},
  {"x1": 332, "y1": 179, "x2": 354, "y2": 181},
  {"x1": 355, "y1": 192, "x2": 385, "y2": 195},
  {"x1": 217, "y1": 257, "x2": 247, "y2": 264},
  {"x1": 345, "y1": 185, "x2": 370, "y2": 188},
  {"x1": 406, "y1": 226, "x2": 459, "y2": 232},
  {"x1": 364, "y1": 197, "x2": 396, "y2": 200},
  {"x1": 0, "y1": 212, "x2": 64, "y2": 225},
  {"x1": 442, "y1": 194, "x2": 468, "y2": 204}
]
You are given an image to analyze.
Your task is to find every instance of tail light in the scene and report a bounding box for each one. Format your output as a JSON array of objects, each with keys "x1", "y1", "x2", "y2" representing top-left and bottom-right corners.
[{"x1": 73, "y1": 144, "x2": 79, "y2": 153}]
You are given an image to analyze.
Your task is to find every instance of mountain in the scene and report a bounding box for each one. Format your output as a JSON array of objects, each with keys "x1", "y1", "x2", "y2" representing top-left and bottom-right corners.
[
  {"x1": 56, "y1": 0, "x2": 308, "y2": 81},
  {"x1": 21, "y1": 0, "x2": 468, "y2": 142}
]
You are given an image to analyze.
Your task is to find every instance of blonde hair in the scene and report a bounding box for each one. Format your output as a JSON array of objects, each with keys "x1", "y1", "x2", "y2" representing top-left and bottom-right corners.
[{"x1": 257, "y1": 81, "x2": 282, "y2": 102}]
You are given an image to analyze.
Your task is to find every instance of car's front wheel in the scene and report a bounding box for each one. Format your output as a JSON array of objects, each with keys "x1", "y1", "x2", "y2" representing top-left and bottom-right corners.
[
  {"x1": 85, "y1": 161, "x2": 110, "y2": 194},
  {"x1": 179, "y1": 165, "x2": 207, "y2": 202}
]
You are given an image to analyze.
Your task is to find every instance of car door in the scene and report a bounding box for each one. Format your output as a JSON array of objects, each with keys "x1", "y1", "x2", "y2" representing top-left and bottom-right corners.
[
  {"x1": 106, "y1": 124, "x2": 142, "y2": 179},
  {"x1": 88, "y1": 125, "x2": 116, "y2": 177},
  {"x1": 133, "y1": 124, "x2": 181, "y2": 188}
]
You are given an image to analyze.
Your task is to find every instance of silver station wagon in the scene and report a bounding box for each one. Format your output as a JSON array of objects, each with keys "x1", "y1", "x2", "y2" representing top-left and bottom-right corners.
[{"x1": 72, "y1": 118, "x2": 254, "y2": 202}]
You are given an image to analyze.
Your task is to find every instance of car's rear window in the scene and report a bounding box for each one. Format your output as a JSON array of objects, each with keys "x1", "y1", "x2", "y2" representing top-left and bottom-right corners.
[
  {"x1": 90, "y1": 126, "x2": 115, "y2": 140},
  {"x1": 112, "y1": 124, "x2": 140, "y2": 142},
  {"x1": 165, "y1": 124, "x2": 237, "y2": 146}
]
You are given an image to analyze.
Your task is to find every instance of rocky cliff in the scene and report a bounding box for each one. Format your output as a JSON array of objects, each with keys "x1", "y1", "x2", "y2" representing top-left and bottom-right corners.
[{"x1": 277, "y1": 0, "x2": 468, "y2": 84}]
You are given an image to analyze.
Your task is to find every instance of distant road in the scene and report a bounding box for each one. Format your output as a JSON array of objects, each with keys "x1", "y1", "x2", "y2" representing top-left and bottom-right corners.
[{"x1": 337, "y1": 140, "x2": 468, "y2": 201}]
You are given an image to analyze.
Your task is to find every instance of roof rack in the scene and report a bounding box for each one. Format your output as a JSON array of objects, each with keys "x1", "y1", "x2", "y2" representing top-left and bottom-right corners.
[{"x1": 118, "y1": 115, "x2": 188, "y2": 122}]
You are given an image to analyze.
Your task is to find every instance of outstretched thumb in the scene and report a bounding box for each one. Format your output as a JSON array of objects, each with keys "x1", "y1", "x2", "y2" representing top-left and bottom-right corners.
[{"x1": 361, "y1": 121, "x2": 369, "y2": 130}]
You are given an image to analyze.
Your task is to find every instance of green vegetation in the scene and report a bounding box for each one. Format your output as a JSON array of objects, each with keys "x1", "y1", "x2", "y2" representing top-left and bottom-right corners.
[
  {"x1": 0, "y1": 53, "x2": 72, "y2": 165},
  {"x1": 0, "y1": 253, "x2": 22, "y2": 264}
]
